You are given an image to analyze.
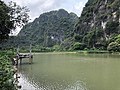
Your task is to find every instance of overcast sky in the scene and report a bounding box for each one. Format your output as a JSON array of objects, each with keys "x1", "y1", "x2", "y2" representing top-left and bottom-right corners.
[
  {"x1": 4, "y1": 0, "x2": 88, "y2": 21},
  {"x1": 4, "y1": 0, "x2": 88, "y2": 35}
]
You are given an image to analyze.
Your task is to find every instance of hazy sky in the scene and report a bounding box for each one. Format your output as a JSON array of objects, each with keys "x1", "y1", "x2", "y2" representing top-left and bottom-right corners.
[{"x1": 4, "y1": 0, "x2": 88, "y2": 21}]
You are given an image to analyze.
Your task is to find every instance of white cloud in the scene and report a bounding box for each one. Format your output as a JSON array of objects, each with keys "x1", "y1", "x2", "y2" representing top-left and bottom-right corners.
[{"x1": 42, "y1": 0, "x2": 55, "y2": 8}]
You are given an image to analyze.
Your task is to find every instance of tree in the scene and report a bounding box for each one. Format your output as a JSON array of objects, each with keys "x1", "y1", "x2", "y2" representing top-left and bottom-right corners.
[
  {"x1": 0, "y1": 1, "x2": 12, "y2": 41},
  {"x1": 8, "y1": 1, "x2": 30, "y2": 29},
  {"x1": 0, "y1": 1, "x2": 29, "y2": 42},
  {"x1": 105, "y1": 21, "x2": 119, "y2": 36}
]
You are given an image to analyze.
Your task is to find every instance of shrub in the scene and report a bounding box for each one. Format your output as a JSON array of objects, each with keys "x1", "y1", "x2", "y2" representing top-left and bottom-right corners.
[
  {"x1": 0, "y1": 55, "x2": 16, "y2": 90},
  {"x1": 107, "y1": 42, "x2": 120, "y2": 52},
  {"x1": 53, "y1": 45, "x2": 60, "y2": 51},
  {"x1": 72, "y1": 42, "x2": 86, "y2": 50}
]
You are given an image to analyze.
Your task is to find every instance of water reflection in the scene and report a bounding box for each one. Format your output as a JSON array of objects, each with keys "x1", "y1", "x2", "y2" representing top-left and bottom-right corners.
[
  {"x1": 19, "y1": 72, "x2": 88, "y2": 90},
  {"x1": 18, "y1": 73, "x2": 40, "y2": 90},
  {"x1": 65, "y1": 81, "x2": 88, "y2": 90},
  {"x1": 18, "y1": 64, "x2": 88, "y2": 90}
]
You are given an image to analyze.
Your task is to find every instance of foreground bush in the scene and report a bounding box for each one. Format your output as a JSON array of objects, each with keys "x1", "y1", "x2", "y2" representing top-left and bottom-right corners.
[{"x1": 0, "y1": 55, "x2": 16, "y2": 90}]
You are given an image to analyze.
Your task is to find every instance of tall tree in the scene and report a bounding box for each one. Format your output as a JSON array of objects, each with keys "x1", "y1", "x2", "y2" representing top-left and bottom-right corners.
[{"x1": 0, "y1": 0, "x2": 29, "y2": 42}]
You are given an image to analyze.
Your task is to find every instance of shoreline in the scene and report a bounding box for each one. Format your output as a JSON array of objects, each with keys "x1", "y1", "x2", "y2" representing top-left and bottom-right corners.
[{"x1": 20, "y1": 50, "x2": 120, "y2": 55}]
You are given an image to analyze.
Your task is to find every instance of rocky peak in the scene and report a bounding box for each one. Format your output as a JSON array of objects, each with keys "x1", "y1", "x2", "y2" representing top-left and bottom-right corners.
[
  {"x1": 75, "y1": 0, "x2": 120, "y2": 48},
  {"x1": 18, "y1": 9, "x2": 78, "y2": 47}
]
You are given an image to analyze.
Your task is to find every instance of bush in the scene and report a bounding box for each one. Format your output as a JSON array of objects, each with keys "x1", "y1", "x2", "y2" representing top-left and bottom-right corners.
[
  {"x1": 53, "y1": 45, "x2": 60, "y2": 51},
  {"x1": 72, "y1": 42, "x2": 86, "y2": 50},
  {"x1": 0, "y1": 55, "x2": 16, "y2": 90},
  {"x1": 107, "y1": 42, "x2": 120, "y2": 52},
  {"x1": 115, "y1": 34, "x2": 120, "y2": 43}
]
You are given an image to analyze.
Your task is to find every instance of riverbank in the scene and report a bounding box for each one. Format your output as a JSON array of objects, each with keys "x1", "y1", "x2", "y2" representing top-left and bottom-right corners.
[
  {"x1": 0, "y1": 55, "x2": 16, "y2": 89},
  {"x1": 20, "y1": 50, "x2": 114, "y2": 54},
  {"x1": 0, "y1": 50, "x2": 17, "y2": 90},
  {"x1": 18, "y1": 46, "x2": 120, "y2": 54}
]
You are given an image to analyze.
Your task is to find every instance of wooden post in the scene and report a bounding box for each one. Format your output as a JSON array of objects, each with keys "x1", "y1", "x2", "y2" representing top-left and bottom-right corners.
[
  {"x1": 29, "y1": 44, "x2": 32, "y2": 55},
  {"x1": 19, "y1": 58, "x2": 22, "y2": 65},
  {"x1": 16, "y1": 59, "x2": 18, "y2": 66},
  {"x1": 29, "y1": 44, "x2": 33, "y2": 64},
  {"x1": 29, "y1": 54, "x2": 33, "y2": 64}
]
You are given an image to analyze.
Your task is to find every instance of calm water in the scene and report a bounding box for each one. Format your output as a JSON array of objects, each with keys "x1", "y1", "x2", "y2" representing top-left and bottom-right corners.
[{"x1": 18, "y1": 53, "x2": 120, "y2": 90}]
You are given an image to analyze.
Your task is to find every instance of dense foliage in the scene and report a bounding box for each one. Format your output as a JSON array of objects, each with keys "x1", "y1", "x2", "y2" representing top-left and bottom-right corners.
[
  {"x1": 0, "y1": 1, "x2": 29, "y2": 89},
  {"x1": 0, "y1": 1, "x2": 12, "y2": 41},
  {"x1": 0, "y1": 54, "x2": 16, "y2": 90},
  {"x1": 0, "y1": 0, "x2": 29, "y2": 42},
  {"x1": 107, "y1": 34, "x2": 120, "y2": 52},
  {"x1": 71, "y1": 42, "x2": 86, "y2": 50},
  {"x1": 75, "y1": 0, "x2": 120, "y2": 51}
]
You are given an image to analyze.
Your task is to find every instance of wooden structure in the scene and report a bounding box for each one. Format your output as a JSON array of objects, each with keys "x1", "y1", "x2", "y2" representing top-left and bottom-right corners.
[
  {"x1": 16, "y1": 53, "x2": 33, "y2": 65},
  {"x1": 13, "y1": 45, "x2": 33, "y2": 65}
]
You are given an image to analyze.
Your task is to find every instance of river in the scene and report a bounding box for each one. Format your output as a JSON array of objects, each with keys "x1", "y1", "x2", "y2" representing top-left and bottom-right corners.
[{"x1": 18, "y1": 53, "x2": 120, "y2": 90}]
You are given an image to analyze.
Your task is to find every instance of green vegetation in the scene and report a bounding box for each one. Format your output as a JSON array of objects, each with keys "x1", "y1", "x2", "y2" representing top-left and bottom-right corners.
[
  {"x1": 107, "y1": 34, "x2": 120, "y2": 52},
  {"x1": 0, "y1": 50, "x2": 16, "y2": 89},
  {"x1": 0, "y1": 0, "x2": 13, "y2": 41},
  {"x1": 75, "y1": 0, "x2": 120, "y2": 52},
  {"x1": 107, "y1": 42, "x2": 120, "y2": 52},
  {"x1": 0, "y1": 51, "x2": 16, "y2": 90},
  {"x1": 71, "y1": 42, "x2": 86, "y2": 50},
  {"x1": 0, "y1": 0, "x2": 29, "y2": 89},
  {"x1": 105, "y1": 21, "x2": 119, "y2": 35},
  {"x1": 0, "y1": 0, "x2": 29, "y2": 42}
]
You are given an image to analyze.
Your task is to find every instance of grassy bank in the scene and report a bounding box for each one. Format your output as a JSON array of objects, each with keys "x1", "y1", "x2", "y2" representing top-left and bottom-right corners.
[
  {"x1": 20, "y1": 49, "x2": 111, "y2": 54},
  {"x1": 76, "y1": 50, "x2": 109, "y2": 54}
]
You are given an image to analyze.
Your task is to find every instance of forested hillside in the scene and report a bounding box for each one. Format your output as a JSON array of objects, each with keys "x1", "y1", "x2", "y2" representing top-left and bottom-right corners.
[
  {"x1": 1, "y1": 9, "x2": 78, "y2": 50},
  {"x1": 74, "y1": 0, "x2": 120, "y2": 51}
]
